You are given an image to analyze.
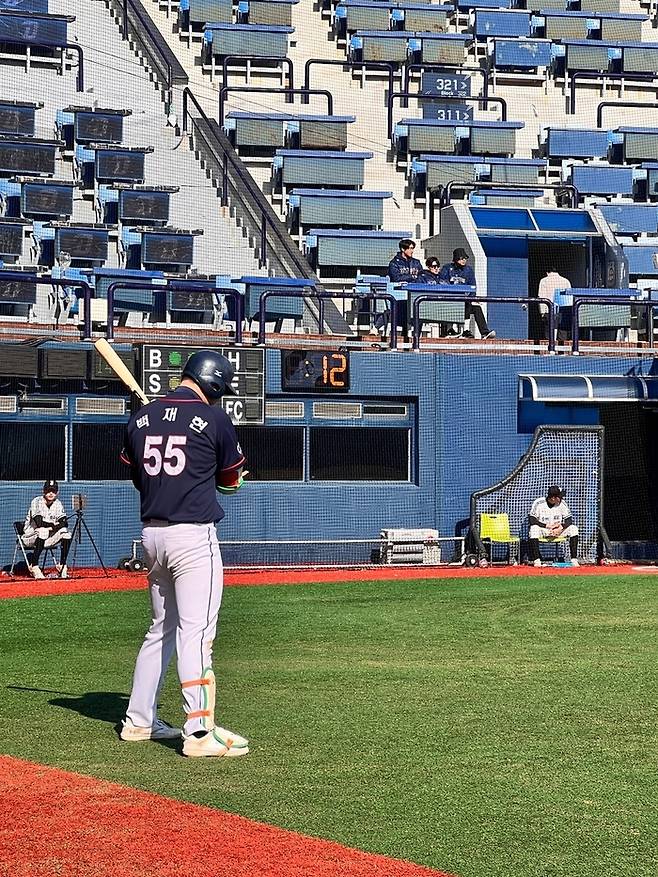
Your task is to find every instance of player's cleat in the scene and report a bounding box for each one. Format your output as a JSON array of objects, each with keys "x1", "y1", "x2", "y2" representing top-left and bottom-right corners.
[
  {"x1": 533, "y1": 558, "x2": 542, "y2": 567},
  {"x1": 29, "y1": 565, "x2": 44, "y2": 579},
  {"x1": 182, "y1": 726, "x2": 249, "y2": 758},
  {"x1": 483, "y1": 330, "x2": 496, "y2": 339},
  {"x1": 570, "y1": 558, "x2": 580, "y2": 567},
  {"x1": 120, "y1": 717, "x2": 182, "y2": 742},
  {"x1": 56, "y1": 564, "x2": 69, "y2": 579}
]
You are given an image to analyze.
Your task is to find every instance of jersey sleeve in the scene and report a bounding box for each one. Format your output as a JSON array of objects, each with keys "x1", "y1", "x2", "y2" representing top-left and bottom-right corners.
[
  {"x1": 214, "y1": 409, "x2": 246, "y2": 474},
  {"x1": 529, "y1": 497, "x2": 541, "y2": 518},
  {"x1": 560, "y1": 501, "x2": 572, "y2": 519},
  {"x1": 120, "y1": 423, "x2": 133, "y2": 466}
]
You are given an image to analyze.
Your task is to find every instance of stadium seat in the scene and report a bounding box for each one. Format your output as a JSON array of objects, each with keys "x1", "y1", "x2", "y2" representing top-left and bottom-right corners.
[{"x1": 479, "y1": 513, "x2": 520, "y2": 565}]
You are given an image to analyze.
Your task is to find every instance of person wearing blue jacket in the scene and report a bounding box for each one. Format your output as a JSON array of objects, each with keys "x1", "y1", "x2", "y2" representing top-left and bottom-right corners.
[
  {"x1": 387, "y1": 239, "x2": 423, "y2": 283},
  {"x1": 437, "y1": 248, "x2": 495, "y2": 339}
]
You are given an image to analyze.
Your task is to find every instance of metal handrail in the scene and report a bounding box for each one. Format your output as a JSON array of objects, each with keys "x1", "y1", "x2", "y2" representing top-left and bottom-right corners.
[
  {"x1": 303, "y1": 58, "x2": 395, "y2": 105},
  {"x1": 411, "y1": 293, "x2": 556, "y2": 352},
  {"x1": 10, "y1": 41, "x2": 84, "y2": 91},
  {"x1": 182, "y1": 87, "x2": 319, "y2": 282},
  {"x1": 120, "y1": 0, "x2": 188, "y2": 111},
  {"x1": 570, "y1": 71, "x2": 656, "y2": 115},
  {"x1": 597, "y1": 99, "x2": 658, "y2": 128},
  {"x1": 218, "y1": 85, "x2": 333, "y2": 127},
  {"x1": 388, "y1": 91, "x2": 507, "y2": 141},
  {"x1": 258, "y1": 288, "x2": 399, "y2": 348},
  {"x1": 571, "y1": 295, "x2": 658, "y2": 354},
  {"x1": 402, "y1": 63, "x2": 489, "y2": 107},
  {"x1": 0, "y1": 271, "x2": 93, "y2": 338},
  {"x1": 221, "y1": 55, "x2": 294, "y2": 95},
  {"x1": 105, "y1": 280, "x2": 244, "y2": 342}
]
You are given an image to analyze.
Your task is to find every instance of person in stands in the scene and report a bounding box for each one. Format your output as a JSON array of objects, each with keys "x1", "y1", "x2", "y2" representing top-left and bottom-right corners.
[{"x1": 438, "y1": 248, "x2": 495, "y2": 339}]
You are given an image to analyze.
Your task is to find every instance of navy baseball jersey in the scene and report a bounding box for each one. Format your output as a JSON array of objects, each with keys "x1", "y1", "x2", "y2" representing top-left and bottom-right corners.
[{"x1": 121, "y1": 386, "x2": 245, "y2": 524}]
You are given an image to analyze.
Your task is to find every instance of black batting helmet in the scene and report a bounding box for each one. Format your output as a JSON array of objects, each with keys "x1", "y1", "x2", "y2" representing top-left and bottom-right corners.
[{"x1": 182, "y1": 350, "x2": 237, "y2": 401}]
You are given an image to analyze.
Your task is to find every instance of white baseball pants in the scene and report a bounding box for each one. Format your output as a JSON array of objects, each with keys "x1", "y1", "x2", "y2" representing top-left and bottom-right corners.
[
  {"x1": 126, "y1": 521, "x2": 223, "y2": 736},
  {"x1": 529, "y1": 524, "x2": 579, "y2": 539}
]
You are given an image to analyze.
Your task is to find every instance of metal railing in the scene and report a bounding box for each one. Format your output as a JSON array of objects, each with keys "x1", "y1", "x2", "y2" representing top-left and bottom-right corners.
[
  {"x1": 303, "y1": 58, "x2": 396, "y2": 104},
  {"x1": 0, "y1": 271, "x2": 93, "y2": 338},
  {"x1": 597, "y1": 99, "x2": 658, "y2": 128},
  {"x1": 411, "y1": 294, "x2": 556, "y2": 352},
  {"x1": 569, "y1": 71, "x2": 657, "y2": 115},
  {"x1": 571, "y1": 296, "x2": 658, "y2": 354},
  {"x1": 182, "y1": 87, "x2": 319, "y2": 282},
  {"x1": 105, "y1": 280, "x2": 244, "y2": 342},
  {"x1": 9, "y1": 40, "x2": 84, "y2": 91},
  {"x1": 119, "y1": 0, "x2": 188, "y2": 112},
  {"x1": 218, "y1": 84, "x2": 333, "y2": 127},
  {"x1": 220, "y1": 55, "x2": 294, "y2": 94},
  {"x1": 258, "y1": 288, "x2": 399, "y2": 347}
]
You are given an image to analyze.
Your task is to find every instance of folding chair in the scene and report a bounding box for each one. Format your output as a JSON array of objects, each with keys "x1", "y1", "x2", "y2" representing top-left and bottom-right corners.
[
  {"x1": 479, "y1": 513, "x2": 520, "y2": 565},
  {"x1": 538, "y1": 534, "x2": 569, "y2": 563},
  {"x1": 9, "y1": 521, "x2": 58, "y2": 577}
]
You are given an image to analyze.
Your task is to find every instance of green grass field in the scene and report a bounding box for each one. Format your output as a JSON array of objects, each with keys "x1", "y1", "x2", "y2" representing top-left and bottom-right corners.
[{"x1": 1, "y1": 575, "x2": 657, "y2": 877}]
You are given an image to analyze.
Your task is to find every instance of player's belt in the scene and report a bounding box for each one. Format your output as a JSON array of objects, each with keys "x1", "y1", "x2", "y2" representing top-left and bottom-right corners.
[{"x1": 142, "y1": 519, "x2": 213, "y2": 526}]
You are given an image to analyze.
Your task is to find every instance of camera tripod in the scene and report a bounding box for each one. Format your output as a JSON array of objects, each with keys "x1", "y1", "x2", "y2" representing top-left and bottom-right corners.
[{"x1": 69, "y1": 506, "x2": 109, "y2": 577}]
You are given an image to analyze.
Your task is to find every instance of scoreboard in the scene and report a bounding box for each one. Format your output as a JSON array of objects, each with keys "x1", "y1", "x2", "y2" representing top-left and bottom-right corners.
[{"x1": 140, "y1": 344, "x2": 265, "y2": 425}]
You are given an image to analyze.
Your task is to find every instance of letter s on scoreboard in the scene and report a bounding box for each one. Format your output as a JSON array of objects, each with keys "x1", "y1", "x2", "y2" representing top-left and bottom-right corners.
[{"x1": 281, "y1": 350, "x2": 350, "y2": 393}]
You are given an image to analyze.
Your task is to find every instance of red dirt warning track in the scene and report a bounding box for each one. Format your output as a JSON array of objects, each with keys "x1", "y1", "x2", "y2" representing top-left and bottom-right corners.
[
  {"x1": 0, "y1": 756, "x2": 452, "y2": 877},
  {"x1": 0, "y1": 562, "x2": 650, "y2": 600}
]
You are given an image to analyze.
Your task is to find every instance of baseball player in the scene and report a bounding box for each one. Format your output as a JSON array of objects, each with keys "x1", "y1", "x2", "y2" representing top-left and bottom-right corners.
[
  {"x1": 22, "y1": 479, "x2": 72, "y2": 579},
  {"x1": 527, "y1": 485, "x2": 579, "y2": 567},
  {"x1": 119, "y1": 350, "x2": 249, "y2": 758}
]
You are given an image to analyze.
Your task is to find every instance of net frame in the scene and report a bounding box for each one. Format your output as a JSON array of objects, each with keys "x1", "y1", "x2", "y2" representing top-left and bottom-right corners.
[{"x1": 470, "y1": 425, "x2": 610, "y2": 564}]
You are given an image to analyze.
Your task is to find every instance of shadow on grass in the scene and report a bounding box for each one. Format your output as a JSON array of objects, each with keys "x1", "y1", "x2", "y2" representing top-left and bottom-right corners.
[
  {"x1": 8, "y1": 686, "x2": 182, "y2": 751},
  {"x1": 47, "y1": 691, "x2": 129, "y2": 723}
]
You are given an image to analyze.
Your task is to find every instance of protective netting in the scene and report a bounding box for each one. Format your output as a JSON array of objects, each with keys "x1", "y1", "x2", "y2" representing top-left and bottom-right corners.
[
  {"x1": 470, "y1": 426, "x2": 604, "y2": 564},
  {"x1": 220, "y1": 535, "x2": 465, "y2": 569}
]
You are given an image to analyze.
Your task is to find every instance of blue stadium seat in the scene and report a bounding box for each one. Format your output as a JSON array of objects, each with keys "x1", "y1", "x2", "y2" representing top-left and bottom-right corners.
[
  {"x1": 394, "y1": 119, "x2": 524, "y2": 163},
  {"x1": 567, "y1": 164, "x2": 635, "y2": 199},
  {"x1": 408, "y1": 32, "x2": 472, "y2": 65},
  {"x1": 271, "y1": 149, "x2": 373, "y2": 199},
  {"x1": 224, "y1": 112, "x2": 355, "y2": 154},
  {"x1": 179, "y1": 0, "x2": 232, "y2": 42},
  {"x1": 304, "y1": 228, "x2": 411, "y2": 280},
  {"x1": 349, "y1": 29, "x2": 410, "y2": 64},
  {"x1": 55, "y1": 107, "x2": 127, "y2": 154},
  {"x1": 0, "y1": 100, "x2": 40, "y2": 137},
  {"x1": 543, "y1": 127, "x2": 611, "y2": 162},
  {"x1": 597, "y1": 204, "x2": 658, "y2": 236},
  {"x1": 237, "y1": 0, "x2": 299, "y2": 26},
  {"x1": 411, "y1": 155, "x2": 545, "y2": 200},
  {"x1": 392, "y1": 3, "x2": 453, "y2": 34},
  {"x1": 287, "y1": 189, "x2": 392, "y2": 235},
  {"x1": 202, "y1": 22, "x2": 294, "y2": 78}
]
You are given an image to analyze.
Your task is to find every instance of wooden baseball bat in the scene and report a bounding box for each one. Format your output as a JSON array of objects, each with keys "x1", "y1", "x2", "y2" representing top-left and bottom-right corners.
[{"x1": 94, "y1": 338, "x2": 150, "y2": 406}]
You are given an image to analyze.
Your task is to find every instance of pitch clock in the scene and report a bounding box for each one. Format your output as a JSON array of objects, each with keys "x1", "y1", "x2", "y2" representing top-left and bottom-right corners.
[{"x1": 281, "y1": 349, "x2": 350, "y2": 393}]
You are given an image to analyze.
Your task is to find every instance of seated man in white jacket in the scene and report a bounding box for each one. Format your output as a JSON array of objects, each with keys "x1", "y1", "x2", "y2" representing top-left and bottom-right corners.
[
  {"x1": 22, "y1": 479, "x2": 72, "y2": 579},
  {"x1": 527, "y1": 485, "x2": 579, "y2": 567}
]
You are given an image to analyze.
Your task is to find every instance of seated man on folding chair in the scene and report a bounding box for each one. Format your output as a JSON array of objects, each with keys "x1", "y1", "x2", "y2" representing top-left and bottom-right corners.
[
  {"x1": 22, "y1": 479, "x2": 72, "y2": 579},
  {"x1": 527, "y1": 485, "x2": 579, "y2": 568}
]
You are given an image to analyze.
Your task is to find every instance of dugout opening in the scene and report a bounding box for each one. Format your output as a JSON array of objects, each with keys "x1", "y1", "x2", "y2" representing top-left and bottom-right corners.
[
  {"x1": 527, "y1": 239, "x2": 588, "y2": 341},
  {"x1": 601, "y1": 403, "x2": 658, "y2": 558}
]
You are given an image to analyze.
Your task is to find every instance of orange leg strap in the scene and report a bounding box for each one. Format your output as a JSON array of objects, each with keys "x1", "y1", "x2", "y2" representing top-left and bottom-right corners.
[
  {"x1": 181, "y1": 678, "x2": 210, "y2": 689},
  {"x1": 187, "y1": 709, "x2": 211, "y2": 719}
]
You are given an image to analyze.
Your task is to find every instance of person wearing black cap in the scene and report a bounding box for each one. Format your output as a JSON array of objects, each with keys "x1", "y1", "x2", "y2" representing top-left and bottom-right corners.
[
  {"x1": 527, "y1": 485, "x2": 580, "y2": 567},
  {"x1": 438, "y1": 248, "x2": 495, "y2": 339},
  {"x1": 21, "y1": 480, "x2": 72, "y2": 579}
]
